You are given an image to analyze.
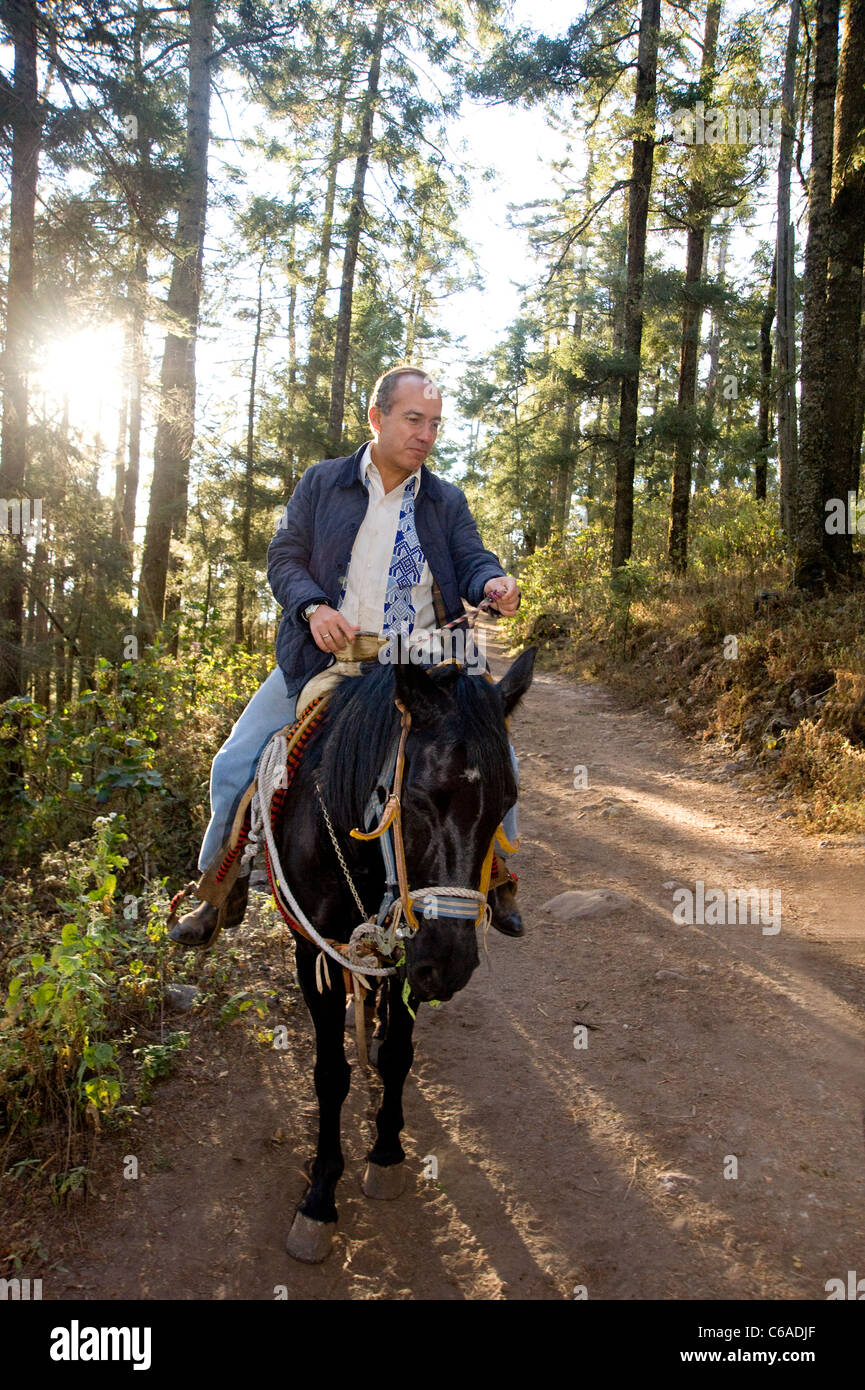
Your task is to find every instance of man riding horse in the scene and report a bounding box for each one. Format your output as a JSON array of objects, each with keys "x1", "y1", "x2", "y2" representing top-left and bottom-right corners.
[{"x1": 170, "y1": 365, "x2": 525, "y2": 948}]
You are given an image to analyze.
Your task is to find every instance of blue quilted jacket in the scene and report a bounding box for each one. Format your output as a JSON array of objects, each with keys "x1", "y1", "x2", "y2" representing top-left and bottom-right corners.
[{"x1": 266, "y1": 443, "x2": 506, "y2": 697}]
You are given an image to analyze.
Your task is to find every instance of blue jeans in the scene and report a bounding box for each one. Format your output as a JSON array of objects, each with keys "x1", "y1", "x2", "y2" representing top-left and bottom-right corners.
[
  {"x1": 198, "y1": 667, "x2": 519, "y2": 871},
  {"x1": 199, "y1": 668, "x2": 298, "y2": 870}
]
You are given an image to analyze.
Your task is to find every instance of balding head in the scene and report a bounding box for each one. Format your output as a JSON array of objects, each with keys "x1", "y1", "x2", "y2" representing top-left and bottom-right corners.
[{"x1": 370, "y1": 366, "x2": 442, "y2": 416}]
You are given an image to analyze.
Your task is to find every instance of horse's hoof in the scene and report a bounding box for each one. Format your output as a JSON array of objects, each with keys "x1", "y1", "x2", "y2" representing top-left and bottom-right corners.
[
  {"x1": 285, "y1": 1211, "x2": 336, "y2": 1263},
  {"x1": 362, "y1": 1160, "x2": 406, "y2": 1200}
]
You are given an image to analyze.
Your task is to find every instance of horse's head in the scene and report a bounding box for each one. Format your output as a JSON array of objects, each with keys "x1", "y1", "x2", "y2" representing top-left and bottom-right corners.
[{"x1": 392, "y1": 647, "x2": 536, "y2": 1002}]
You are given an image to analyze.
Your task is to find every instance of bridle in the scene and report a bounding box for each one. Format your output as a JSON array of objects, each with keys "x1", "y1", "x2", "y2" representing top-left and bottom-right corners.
[{"x1": 345, "y1": 688, "x2": 516, "y2": 939}]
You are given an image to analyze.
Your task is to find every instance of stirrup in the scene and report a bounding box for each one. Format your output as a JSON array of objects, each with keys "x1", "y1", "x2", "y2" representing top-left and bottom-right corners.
[
  {"x1": 489, "y1": 852, "x2": 518, "y2": 893},
  {"x1": 167, "y1": 880, "x2": 200, "y2": 927}
]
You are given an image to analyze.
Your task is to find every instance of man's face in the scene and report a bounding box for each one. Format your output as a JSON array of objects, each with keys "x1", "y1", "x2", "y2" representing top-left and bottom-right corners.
[{"x1": 369, "y1": 376, "x2": 443, "y2": 476}]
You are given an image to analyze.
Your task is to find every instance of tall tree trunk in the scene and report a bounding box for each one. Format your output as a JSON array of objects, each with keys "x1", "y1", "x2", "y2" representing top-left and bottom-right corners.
[
  {"x1": 852, "y1": 278, "x2": 865, "y2": 496},
  {"x1": 234, "y1": 263, "x2": 264, "y2": 645},
  {"x1": 668, "y1": 0, "x2": 722, "y2": 574},
  {"x1": 121, "y1": 239, "x2": 147, "y2": 593},
  {"x1": 119, "y1": 3, "x2": 151, "y2": 594},
  {"x1": 776, "y1": 0, "x2": 800, "y2": 533},
  {"x1": 611, "y1": 0, "x2": 661, "y2": 571},
  {"x1": 668, "y1": 223, "x2": 708, "y2": 569},
  {"x1": 137, "y1": 0, "x2": 215, "y2": 644},
  {"x1": 404, "y1": 195, "x2": 430, "y2": 361},
  {"x1": 553, "y1": 249, "x2": 588, "y2": 536},
  {"x1": 645, "y1": 368, "x2": 663, "y2": 496},
  {"x1": 694, "y1": 224, "x2": 729, "y2": 488},
  {"x1": 794, "y1": 0, "x2": 839, "y2": 589},
  {"x1": 0, "y1": 0, "x2": 40, "y2": 705},
  {"x1": 511, "y1": 395, "x2": 534, "y2": 551},
  {"x1": 554, "y1": 160, "x2": 593, "y2": 537},
  {"x1": 31, "y1": 527, "x2": 50, "y2": 708},
  {"x1": 306, "y1": 58, "x2": 350, "y2": 391},
  {"x1": 756, "y1": 254, "x2": 777, "y2": 501},
  {"x1": 284, "y1": 182, "x2": 299, "y2": 420},
  {"x1": 201, "y1": 557, "x2": 212, "y2": 638},
  {"x1": 327, "y1": 7, "x2": 387, "y2": 455},
  {"x1": 112, "y1": 377, "x2": 130, "y2": 544},
  {"x1": 287, "y1": 275, "x2": 297, "y2": 406},
  {"x1": 822, "y1": 0, "x2": 865, "y2": 575},
  {"x1": 51, "y1": 560, "x2": 64, "y2": 710},
  {"x1": 598, "y1": 188, "x2": 630, "y2": 500}
]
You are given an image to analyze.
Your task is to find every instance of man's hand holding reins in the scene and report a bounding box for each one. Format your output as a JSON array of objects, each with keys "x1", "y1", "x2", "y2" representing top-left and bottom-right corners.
[
  {"x1": 310, "y1": 605, "x2": 361, "y2": 653},
  {"x1": 484, "y1": 575, "x2": 520, "y2": 617}
]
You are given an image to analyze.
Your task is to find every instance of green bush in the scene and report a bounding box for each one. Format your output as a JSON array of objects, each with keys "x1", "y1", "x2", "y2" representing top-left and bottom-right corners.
[
  {"x1": 510, "y1": 490, "x2": 786, "y2": 652},
  {"x1": 0, "y1": 813, "x2": 174, "y2": 1158},
  {"x1": 1, "y1": 643, "x2": 267, "y2": 880}
]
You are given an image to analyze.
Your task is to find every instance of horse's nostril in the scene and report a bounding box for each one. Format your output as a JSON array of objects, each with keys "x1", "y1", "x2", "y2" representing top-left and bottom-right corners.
[{"x1": 410, "y1": 962, "x2": 441, "y2": 999}]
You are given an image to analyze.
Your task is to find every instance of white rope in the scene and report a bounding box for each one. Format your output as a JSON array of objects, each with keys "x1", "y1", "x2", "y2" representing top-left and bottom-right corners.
[{"x1": 251, "y1": 732, "x2": 399, "y2": 980}]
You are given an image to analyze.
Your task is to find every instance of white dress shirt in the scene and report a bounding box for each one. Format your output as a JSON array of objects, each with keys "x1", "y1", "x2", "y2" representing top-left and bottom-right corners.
[{"x1": 338, "y1": 443, "x2": 436, "y2": 635}]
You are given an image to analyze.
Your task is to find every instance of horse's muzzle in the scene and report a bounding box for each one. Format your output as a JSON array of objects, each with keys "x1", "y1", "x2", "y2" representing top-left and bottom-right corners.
[{"x1": 405, "y1": 923, "x2": 479, "y2": 1002}]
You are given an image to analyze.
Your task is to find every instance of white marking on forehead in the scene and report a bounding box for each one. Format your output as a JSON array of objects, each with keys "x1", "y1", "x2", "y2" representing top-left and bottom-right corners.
[{"x1": 462, "y1": 766, "x2": 481, "y2": 782}]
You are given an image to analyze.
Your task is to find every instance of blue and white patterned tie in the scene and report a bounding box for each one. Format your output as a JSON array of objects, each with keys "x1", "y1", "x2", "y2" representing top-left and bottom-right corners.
[{"x1": 382, "y1": 475, "x2": 425, "y2": 637}]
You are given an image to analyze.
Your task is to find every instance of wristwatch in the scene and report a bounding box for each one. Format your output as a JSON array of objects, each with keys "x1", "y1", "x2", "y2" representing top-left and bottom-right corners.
[{"x1": 302, "y1": 602, "x2": 322, "y2": 624}]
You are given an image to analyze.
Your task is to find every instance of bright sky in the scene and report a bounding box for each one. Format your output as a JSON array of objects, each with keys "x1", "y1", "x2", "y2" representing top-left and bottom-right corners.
[
  {"x1": 31, "y1": 0, "x2": 789, "y2": 519},
  {"x1": 431, "y1": 0, "x2": 577, "y2": 374}
]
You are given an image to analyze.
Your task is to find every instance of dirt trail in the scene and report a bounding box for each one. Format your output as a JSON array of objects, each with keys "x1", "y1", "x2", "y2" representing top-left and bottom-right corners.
[{"x1": 42, "y1": 638, "x2": 865, "y2": 1300}]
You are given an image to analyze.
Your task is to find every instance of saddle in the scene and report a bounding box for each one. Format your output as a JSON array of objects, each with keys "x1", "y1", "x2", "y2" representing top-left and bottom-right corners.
[{"x1": 181, "y1": 636, "x2": 387, "y2": 914}]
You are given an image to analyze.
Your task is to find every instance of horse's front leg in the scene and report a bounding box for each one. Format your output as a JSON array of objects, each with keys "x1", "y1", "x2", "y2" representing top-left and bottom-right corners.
[
  {"x1": 286, "y1": 942, "x2": 350, "y2": 1263},
  {"x1": 363, "y1": 976, "x2": 416, "y2": 1199}
]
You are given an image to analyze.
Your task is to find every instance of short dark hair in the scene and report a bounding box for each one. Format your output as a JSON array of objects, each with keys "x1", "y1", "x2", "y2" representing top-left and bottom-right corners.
[{"x1": 370, "y1": 365, "x2": 440, "y2": 415}]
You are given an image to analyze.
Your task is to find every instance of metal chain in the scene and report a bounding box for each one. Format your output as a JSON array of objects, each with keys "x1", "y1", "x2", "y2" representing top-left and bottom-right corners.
[{"x1": 313, "y1": 776, "x2": 368, "y2": 918}]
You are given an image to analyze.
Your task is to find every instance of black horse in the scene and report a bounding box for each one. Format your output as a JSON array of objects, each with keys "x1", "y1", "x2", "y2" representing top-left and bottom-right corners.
[{"x1": 273, "y1": 645, "x2": 535, "y2": 1262}]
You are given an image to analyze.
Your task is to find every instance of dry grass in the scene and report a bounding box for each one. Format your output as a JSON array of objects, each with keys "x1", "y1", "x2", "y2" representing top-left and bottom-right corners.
[{"x1": 512, "y1": 550, "x2": 865, "y2": 834}]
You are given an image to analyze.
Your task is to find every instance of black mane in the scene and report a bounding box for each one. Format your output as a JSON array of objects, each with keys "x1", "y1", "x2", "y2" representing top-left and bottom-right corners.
[
  {"x1": 317, "y1": 660, "x2": 513, "y2": 832},
  {"x1": 316, "y1": 663, "x2": 401, "y2": 832}
]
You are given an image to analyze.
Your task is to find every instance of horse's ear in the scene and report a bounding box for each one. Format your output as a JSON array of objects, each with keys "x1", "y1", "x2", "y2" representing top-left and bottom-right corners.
[
  {"x1": 392, "y1": 653, "x2": 448, "y2": 724},
  {"x1": 495, "y1": 646, "x2": 536, "y2": 717}
]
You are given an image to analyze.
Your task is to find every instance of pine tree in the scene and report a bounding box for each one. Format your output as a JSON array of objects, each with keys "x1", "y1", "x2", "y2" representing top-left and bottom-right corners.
[
  {"x1": 795, "y1": 0, "x2": 839, "y2": 589},
  {"x1": 0, "y1": 0, "x2": 41, "y2": 704},
  {"x1": 611, "y1": 0, "x2": 661, "y2": 571},
  {"x1": 137, "y1": 0, "x2": 216, "y2": 647}
]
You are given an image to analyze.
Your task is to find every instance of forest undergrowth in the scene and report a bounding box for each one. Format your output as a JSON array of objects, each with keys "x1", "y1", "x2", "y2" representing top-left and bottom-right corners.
[
  {"x1": 510, "y1": 491, "x2": 865, "y2": 835},
  {"x1": 0, "y1": 645, "x2": 274, "y2": 1227}
]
